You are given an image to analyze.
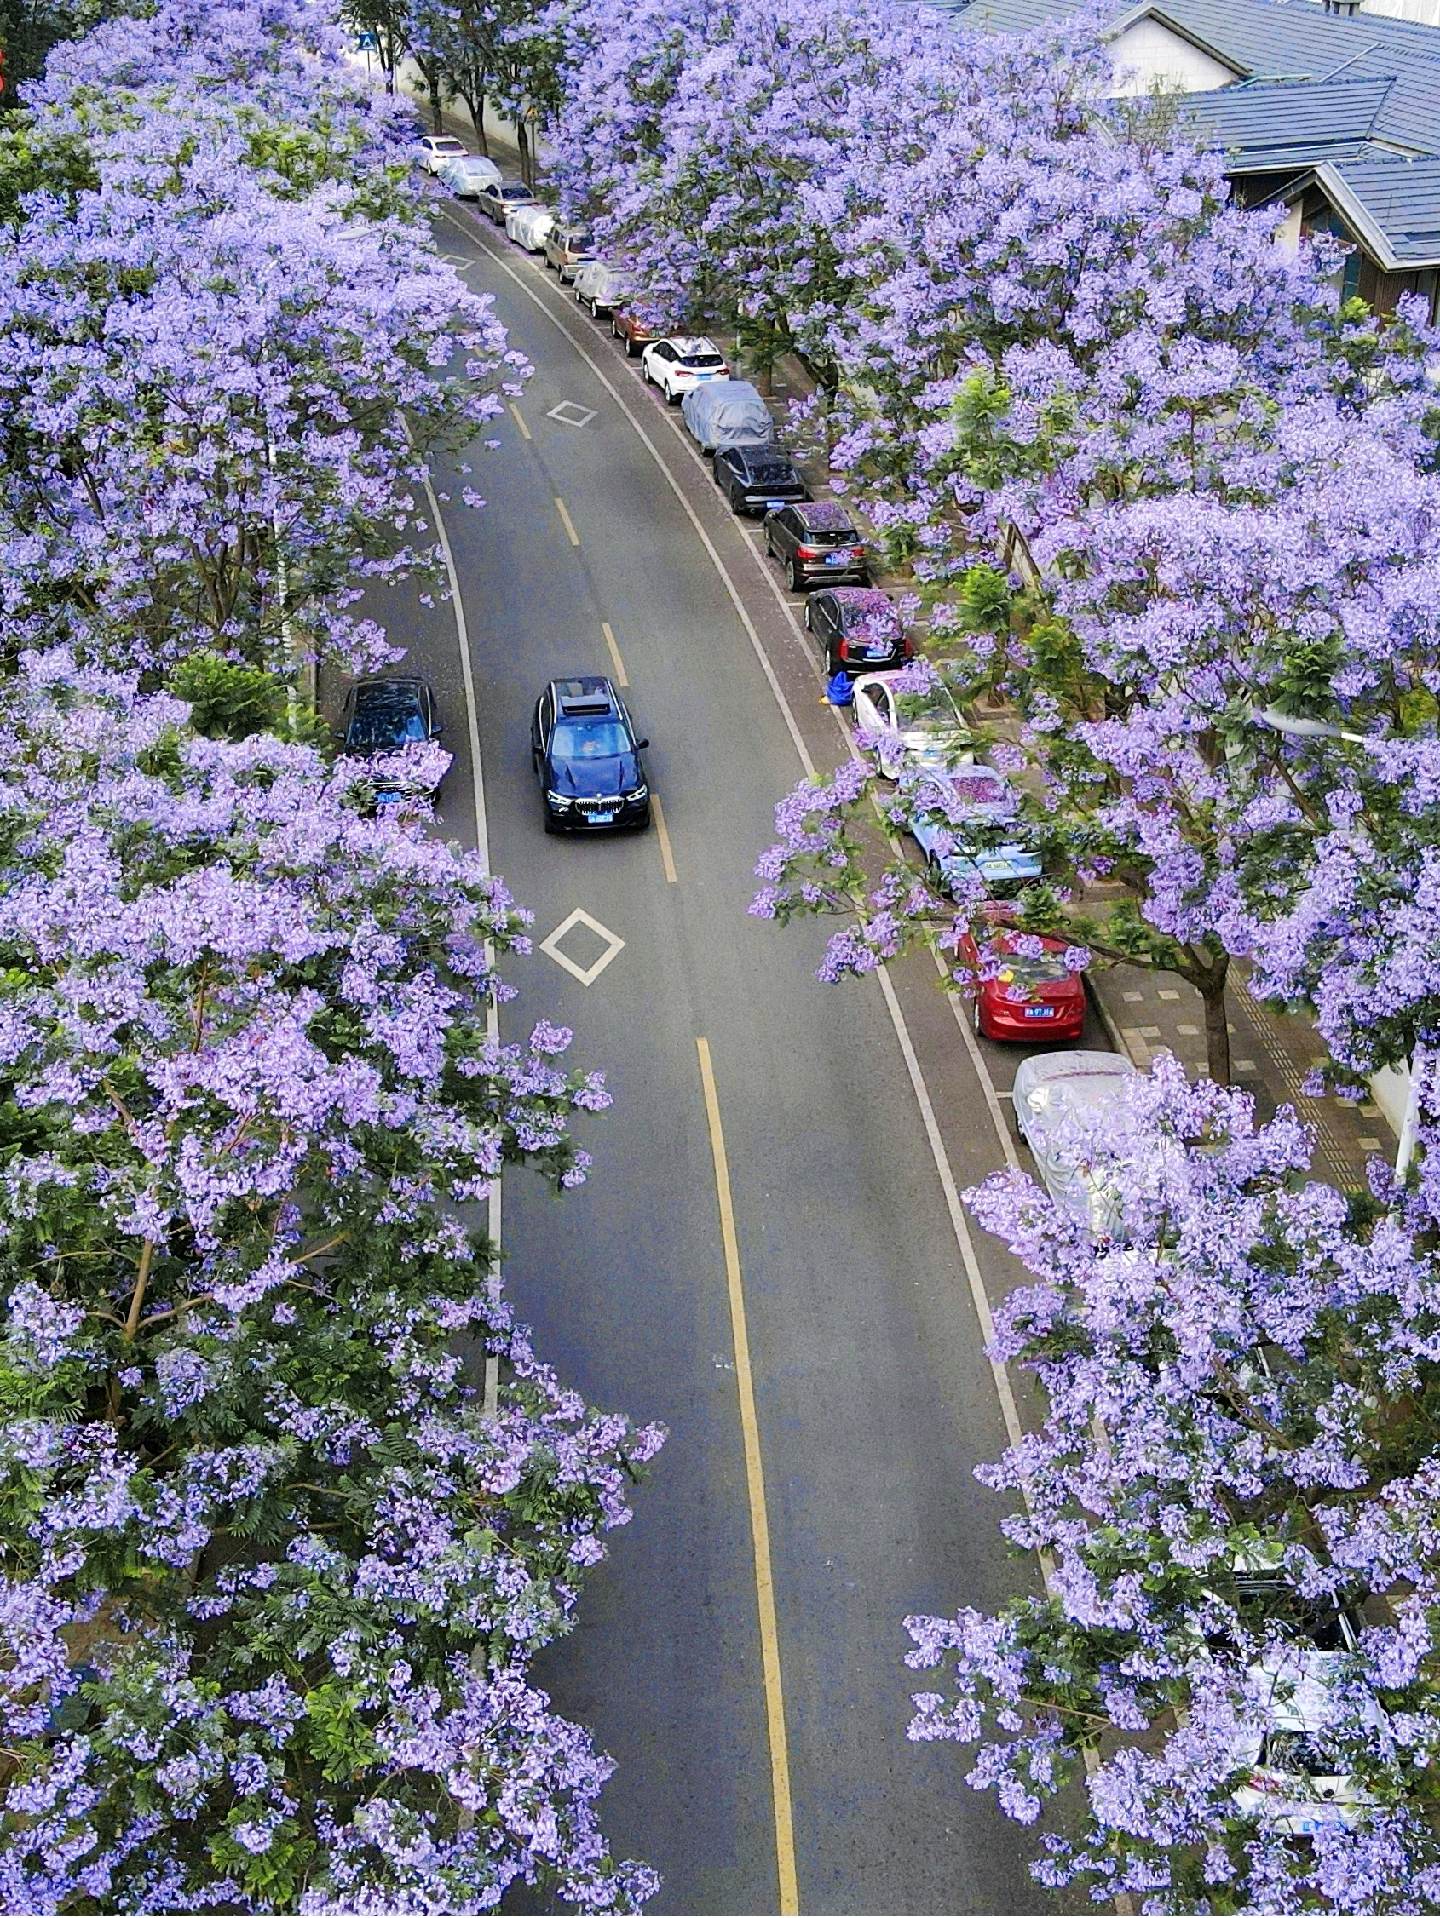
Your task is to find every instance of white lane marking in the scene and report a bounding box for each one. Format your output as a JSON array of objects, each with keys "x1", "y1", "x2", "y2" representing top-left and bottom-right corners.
[
  {"x1": 548, "y1": 399, "x2": 597, "y2": 428},
  {"x1": 509, "y1": 401, "x2": 532, "y2": 441},
  {"x1": 438, "y1": 210, "x2": 815, "y2": 779},
  {"x1": 540, "y1": 907, "x2": 626, "y2": 986},
  {"x1": 419, "y1": 463, "x2": 501, "y2": 1417},
  {"x1": 874, "y1": 968, "x2": 1026, "y2": 1455}
]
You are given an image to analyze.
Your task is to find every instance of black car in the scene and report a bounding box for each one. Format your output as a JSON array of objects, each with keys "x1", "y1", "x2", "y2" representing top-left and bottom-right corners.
[
  {"x1": 804, "y1": 588, "x2": 910, "y2": 677},
  {"x1": 340, "y1": 677, "x2": 442, "y2": 809},
  {"x1": 763, "y1": 500, "x2": 869, "y2": 590},
  {"x1": 477, "y1": 179, "x2": 537, "y2": 224},
  {"x1": 532, "y1": 675, "x2": 650, "y2": 833},
  {"x1": 713, "y1": 444, "x2": 810, "y2": 517}
]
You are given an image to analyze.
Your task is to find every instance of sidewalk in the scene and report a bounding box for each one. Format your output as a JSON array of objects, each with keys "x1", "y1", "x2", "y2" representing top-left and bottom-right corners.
[{"x1": 1088, "y1": 962, "x2": 1391, "y2": 1187}]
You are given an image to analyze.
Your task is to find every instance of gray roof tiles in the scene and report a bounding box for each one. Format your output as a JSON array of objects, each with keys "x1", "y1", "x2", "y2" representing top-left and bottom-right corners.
[
  {"x1": 1180, "y1": 75, "x2": 1396, "y2": 150},
  {"x1": 956, "y1": 0, "x2": 1440, "y2": 152},
  {"x1": 952, "y1": 0, "x2": 1440, "y2": 265},
  {"x1": 1330, "y1": 152, "x2": 1440, "y2": 264}
]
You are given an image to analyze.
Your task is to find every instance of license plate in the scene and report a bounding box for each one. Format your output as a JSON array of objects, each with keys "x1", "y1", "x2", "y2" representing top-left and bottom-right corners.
[
  {"x1": 824, "y1": 552, "x2": 849, "y2": 567},
  {"x1": 1024, "y1": 1005, "x2": 1056, "y2": 1019},
  {"x1": 588, "y1": 810, "x2": 614, "y2": 825},
  {"x1": 762, "y1": 498, "x2": 788, "y2": 509},
  {"x1": 861, "y1": 644, "x2": 890, "y2": 660}
]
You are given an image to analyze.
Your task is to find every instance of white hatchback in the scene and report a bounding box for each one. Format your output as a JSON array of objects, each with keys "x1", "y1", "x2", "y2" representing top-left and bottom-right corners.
[
  {"x1": 640, "y1": 336, "x2": 730, "y2": 404},
  {"x1": 414, "y1": 134, "x2": 468, "y2": 175},
  {"x1": 850, "y1": 672, "x2": 972, "y2": 779}
]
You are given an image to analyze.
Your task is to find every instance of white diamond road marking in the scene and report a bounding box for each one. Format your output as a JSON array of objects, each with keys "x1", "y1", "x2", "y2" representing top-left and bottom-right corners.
[
  {"x1": 539, "y1": 907, "x2": 625, "y2": 987},
  {"x1": 546, "y1": 399, "x2": 597, "y2": 429}
]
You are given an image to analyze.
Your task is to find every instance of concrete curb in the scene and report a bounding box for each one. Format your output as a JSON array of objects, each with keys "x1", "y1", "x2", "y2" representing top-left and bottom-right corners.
[{"x1": 1085, "y1": 972, "x2": 1138, "y2": 1067}]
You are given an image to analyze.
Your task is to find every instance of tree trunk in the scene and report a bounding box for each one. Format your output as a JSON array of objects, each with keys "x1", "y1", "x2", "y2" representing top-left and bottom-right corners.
[
  {"x1": 428, "y1": 73, "x2": 442, "y2": 133},
  {"x1": 1200, "y1": 971, "x2": 1232, "y2": 1086},
  {"x1": 474, "y1": 95, "x2": 489, "y2": 156},
  {"x1": 516, "y1": 119, "x2": 532, "y2": 187}
]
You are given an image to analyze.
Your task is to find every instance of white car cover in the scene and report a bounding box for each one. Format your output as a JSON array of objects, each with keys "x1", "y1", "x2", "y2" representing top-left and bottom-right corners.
[{"x1": 681, "y1": 379, "x2": 775, "y2": 452}]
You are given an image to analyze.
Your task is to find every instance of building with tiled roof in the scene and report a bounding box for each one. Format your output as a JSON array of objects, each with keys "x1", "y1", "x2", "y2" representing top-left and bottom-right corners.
[{"x1": 950, "y1": 0, "x2": 1440, "y2": 312}]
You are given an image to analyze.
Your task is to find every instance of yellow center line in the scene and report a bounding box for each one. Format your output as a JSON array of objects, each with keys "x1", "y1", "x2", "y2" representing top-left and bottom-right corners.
[
  {"x1": 554, "y1": 495, "x2": 581, "y2": 547},
  {"x1": 651, "y1": 792, "x2": 678, "y2": 884},
  {"x1": 601, "y1": 619, "x2": 628, "y2": 686},
  {"x1": 509, "y1": 400, "x2": 532, "y2": 441},
  {"x1": 695, "y1": 1039, "x2": 799, "y2": 1916}
]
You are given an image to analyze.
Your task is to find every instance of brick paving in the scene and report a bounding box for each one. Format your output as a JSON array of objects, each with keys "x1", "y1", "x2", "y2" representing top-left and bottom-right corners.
[{"x1": 1088, "y1": 961, "x2": 1388, "y2": 1189}]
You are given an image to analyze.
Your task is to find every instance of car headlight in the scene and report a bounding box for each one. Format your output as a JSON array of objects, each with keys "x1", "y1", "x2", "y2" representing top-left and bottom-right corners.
[
  {"x1": 545, "y1": 790, "x2": 572, "y2": 808},
  {"x1": 624, "y1": 783, "x2": 648, "y2": 801}
]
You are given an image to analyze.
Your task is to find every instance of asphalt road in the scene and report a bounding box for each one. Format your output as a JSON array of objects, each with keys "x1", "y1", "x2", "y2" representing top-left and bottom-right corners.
[{"x1": 378, "y1": 204, "x2": 1102, "y2": 1916}]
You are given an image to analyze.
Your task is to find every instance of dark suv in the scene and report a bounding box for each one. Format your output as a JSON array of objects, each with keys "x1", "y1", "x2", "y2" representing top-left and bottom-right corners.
[
  {"x1": 713, "y1": 445, "x2": 809, "y2": 517},
  {"x1": 340, "y1": 676, "x2": 442, "y2": 809},
  {"x1": 763, "y1": 500, "x2": 869, "y2": 590},
  {"x1": 531, "y1": 675, "x2": 651, "y2": 833}
]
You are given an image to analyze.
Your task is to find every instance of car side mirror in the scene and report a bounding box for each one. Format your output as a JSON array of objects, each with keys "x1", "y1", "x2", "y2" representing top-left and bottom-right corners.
[{"x1": 634, "y1": 737, "x2": 650, "y2": 751}]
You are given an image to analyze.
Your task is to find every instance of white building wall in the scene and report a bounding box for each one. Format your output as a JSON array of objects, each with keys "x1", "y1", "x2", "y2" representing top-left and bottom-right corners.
[{"x1": 1107, "y1": 18, "x2": 1244, "y2": 95}]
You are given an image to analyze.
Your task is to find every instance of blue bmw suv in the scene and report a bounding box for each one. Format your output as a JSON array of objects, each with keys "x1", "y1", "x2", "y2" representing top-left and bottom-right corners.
[{"x1": 531, "y1": 676, "x2": 651, "y2": 834}]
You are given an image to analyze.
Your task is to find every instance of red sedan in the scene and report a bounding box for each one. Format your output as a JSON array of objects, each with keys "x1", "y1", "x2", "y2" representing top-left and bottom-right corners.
[{"x1": 958, "y1": 925, "x2": 1086, "y2": 1043}]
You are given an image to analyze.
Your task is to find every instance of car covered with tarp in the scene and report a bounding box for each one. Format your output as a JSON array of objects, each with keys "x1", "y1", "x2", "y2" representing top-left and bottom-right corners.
[{"x1": 680, "y1": 378, "x2": 775, "y2": 454}]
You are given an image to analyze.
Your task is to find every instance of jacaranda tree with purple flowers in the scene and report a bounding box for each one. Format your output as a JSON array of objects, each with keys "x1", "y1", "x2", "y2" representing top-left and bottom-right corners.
[
  {"x1": 907, "y1": 1058, "x2": 1440, "y2": 1913},
  {"x1": 0, "y1": 652, "x2": 661, "y2": 1912},
  {"x1": 1, "y1": 0, "x2": 525, "y2": 686},
  {"x1": 0, "y1": 2, "x2": 661, "y2": 1908}
]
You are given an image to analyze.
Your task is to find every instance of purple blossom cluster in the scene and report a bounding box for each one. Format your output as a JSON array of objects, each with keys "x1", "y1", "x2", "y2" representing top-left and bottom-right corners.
[
  {"x1": 0, "y1": 652, "x2": 662, "y2": 1910},
  {"x1": 2, "y1": 0, "x2": 524, "y2": 684}
]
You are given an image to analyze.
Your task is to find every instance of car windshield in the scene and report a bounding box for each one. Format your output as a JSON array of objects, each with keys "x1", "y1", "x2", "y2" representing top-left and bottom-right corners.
[
  {"x1": 553, "y1": 719, "x2": 629, "y2": 759},
  {"x1": 350, "y1": 704, "x2": 425, "y2": 748},
  {"x1": 750, "y1": 459, "x2": 796, "y2": 483},
  {"x1": 681, "y1": 351, "x2": 725, "y2": 369},
  {"x1": 1262, "y1": 1731, "x2": 1338, "y2": 1780},
  {"x1": 433, "y1": 139, "x2": 465, "y2": 153},
  {"x1": 569, "y1": 232, "x2": 593, "y2": 250},
  {"x1": 500, "y1": 185, "x2": 531, "y2": 199},
  {"x1": 995, "y1": 953, "x2": 1069, "y2": 988}
]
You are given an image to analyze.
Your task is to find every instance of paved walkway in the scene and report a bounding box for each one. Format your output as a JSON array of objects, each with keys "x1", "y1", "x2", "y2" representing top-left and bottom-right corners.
[{"x1": 1088, "y1": 962, "x2": 1390, "y2": 1188}]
